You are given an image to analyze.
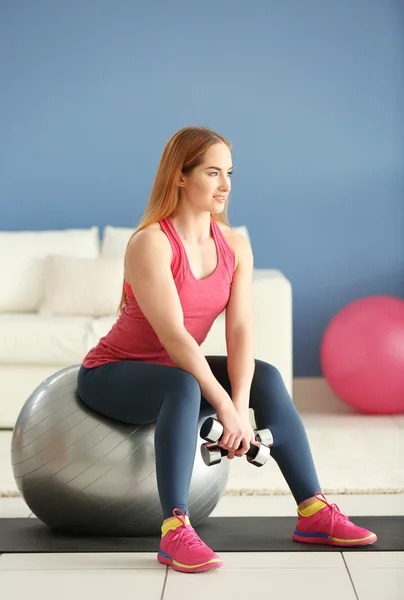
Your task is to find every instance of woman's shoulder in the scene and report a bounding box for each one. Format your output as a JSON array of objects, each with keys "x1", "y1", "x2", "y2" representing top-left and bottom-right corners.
[
  {"x1": 124, "y1": 223, "x2": 172, "y2": 281},
  {"x1": 143, "y1": 222, "x2": 163, "y2": 233},
  {"x1": 130, "y1": 221, "x2": 167, "y2": 239},
  {"x1": 217, "y1": 221, "x2": 247, "y2": 248},
  {"x1": 127, "y1": 223, "x2": 172, "y2": 257},
  {"x1": 216, "y1": 221, "x2": 250, "y2": 271}
]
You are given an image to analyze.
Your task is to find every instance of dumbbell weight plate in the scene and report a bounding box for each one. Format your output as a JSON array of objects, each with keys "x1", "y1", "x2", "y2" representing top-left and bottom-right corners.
[
  {"x1": 255, "y1": 428, "x2": 274, "y2": 447},
  {"x1": 200, "y1": 442, "x2": 223, "y2": 466},
  {"x1": 200, "y1": 417, "x2": 223, "y2": 443},
  {"x1": 247, "y1": 442, "x2": 271, "y2": 467}
]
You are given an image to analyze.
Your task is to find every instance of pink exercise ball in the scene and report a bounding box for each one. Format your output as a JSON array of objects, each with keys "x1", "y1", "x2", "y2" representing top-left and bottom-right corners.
[{"x1": 321, "y1": 296, "x2": 404, "y2": 414}]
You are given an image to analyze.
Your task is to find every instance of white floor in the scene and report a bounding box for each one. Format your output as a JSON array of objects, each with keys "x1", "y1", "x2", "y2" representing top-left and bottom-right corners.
[{"x1": 1, "y1": 494, "x2": 403, "y2": 600}]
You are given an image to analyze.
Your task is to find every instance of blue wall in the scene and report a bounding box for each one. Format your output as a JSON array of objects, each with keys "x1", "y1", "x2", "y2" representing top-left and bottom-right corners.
[{"x1": 1, "y1": 0, "x2": 402, "y2": 376}]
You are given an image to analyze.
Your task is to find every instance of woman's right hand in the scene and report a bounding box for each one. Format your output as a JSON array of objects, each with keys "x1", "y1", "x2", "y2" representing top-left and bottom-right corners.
[{"x1": 215, "y1": 403, "x2": 251, "y2": 457}]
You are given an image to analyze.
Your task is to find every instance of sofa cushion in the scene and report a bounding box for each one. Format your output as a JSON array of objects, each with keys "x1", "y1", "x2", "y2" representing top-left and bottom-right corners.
[
  {"x1": 39, "y1": 255, "x2": 123, "y2": 317},
  {"x1": 0, "y1": 314, "x2": 107, "y2": 365},
  {"x1": 0, "y1": 227, "x2": 100, "y2": 313},
  {"x1": 101, "y1": 224, "x2": 251, "y2": 260}
]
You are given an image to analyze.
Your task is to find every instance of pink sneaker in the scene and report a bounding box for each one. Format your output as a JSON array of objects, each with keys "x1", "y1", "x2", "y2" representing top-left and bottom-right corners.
[
  {"x1": 292, "y1": 492, "x2": 377, "y2": 547},
  {"x1": 158, "y1": 508, "x2": 223, "y2": 573}
]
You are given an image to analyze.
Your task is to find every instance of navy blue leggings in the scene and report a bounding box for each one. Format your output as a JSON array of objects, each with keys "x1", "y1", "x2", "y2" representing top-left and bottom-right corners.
[{"x1": 77, "y1": 357, "x2": 321, "y2": 520}]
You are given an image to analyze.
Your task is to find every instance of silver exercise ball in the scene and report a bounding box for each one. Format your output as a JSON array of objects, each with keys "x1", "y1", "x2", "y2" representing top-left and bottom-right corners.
[{"x1": 11, "y1": 364, "x2": 229, "y2": 536}]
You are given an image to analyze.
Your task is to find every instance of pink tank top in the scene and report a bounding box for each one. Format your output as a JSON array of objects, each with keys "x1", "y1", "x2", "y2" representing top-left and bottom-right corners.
[{"x1": 82, "y1": 216, "x2": 235, "y2": 368}]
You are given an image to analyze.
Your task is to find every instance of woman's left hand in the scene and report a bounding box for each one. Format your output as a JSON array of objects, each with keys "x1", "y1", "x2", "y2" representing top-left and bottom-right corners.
[{"x1": 227, "y1": 411, "x2": 257, "y2": 460}]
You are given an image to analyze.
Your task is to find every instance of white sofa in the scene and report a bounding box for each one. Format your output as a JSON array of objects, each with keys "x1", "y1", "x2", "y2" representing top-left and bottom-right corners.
[{"x1": 0, "y1": 225, "x2": 293, "y2": 429}]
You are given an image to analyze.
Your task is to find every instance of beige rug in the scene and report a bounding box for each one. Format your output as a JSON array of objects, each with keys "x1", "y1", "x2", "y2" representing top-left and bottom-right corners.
[{"x1": 2, "y1": 412, "x2": 404, "y2": 497}]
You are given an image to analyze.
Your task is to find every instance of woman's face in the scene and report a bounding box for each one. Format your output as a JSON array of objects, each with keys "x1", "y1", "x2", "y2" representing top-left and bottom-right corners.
[{"x1": 179, "y1": 143, "x2": 233, "y2": 213}]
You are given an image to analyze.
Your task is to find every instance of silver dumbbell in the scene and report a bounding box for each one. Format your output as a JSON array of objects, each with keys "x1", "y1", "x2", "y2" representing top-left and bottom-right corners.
[{"x1": 200, "y1": 417, "x2": 273, "y2": 467}]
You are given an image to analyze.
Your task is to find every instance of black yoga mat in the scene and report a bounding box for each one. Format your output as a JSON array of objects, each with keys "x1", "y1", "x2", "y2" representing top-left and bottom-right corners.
[{"x1": 1, "y1": 516, "x2": 403, "y2": 553}]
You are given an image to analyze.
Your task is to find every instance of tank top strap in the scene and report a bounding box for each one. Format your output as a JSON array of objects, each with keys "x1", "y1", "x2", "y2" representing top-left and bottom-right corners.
[
  {"x1": 210, "y1": 218, "x2": 235, "y2": 281},
  {"x1": 158, "y1": 217, "x2": 186, "y2": 287}
]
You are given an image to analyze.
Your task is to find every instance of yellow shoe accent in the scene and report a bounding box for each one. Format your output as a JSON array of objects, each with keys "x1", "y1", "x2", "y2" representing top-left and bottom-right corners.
[
  {"x1": 161, "y1": 515, "x2": 191, "y2": 537},
  {"x1": 298, "y1": 500, "x2": 326, "y2": 517},
  {"x1": 332, "y1": 533, "x2": 377, "y2": 544},
  {"x1": 172, "y1": 557, "x2": 222, "y2": 569}
]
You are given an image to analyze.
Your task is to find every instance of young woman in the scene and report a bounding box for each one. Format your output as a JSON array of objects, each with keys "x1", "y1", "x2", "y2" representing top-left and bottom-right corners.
[{"x1": 77, "y1": 126, "x2": 377, "y2": 574}]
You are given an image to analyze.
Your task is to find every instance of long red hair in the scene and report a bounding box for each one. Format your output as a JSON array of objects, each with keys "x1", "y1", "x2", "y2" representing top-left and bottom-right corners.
[{"x1": 117, "y1": 125, "x2": 232, "y2": 314}]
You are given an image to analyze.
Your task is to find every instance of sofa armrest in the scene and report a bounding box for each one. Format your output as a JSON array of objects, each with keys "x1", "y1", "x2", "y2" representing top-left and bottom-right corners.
[{"x1": 252, "y1": 269, "x2": 293, "y2": 397}]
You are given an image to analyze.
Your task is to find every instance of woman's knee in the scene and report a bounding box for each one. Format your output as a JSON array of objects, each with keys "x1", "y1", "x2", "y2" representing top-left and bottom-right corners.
[
  {"x1": 165, "y1": 369, "x2": 201, "y2": 407},
  {"x1": 253, "y1": 360, "x2": 282, "y2": 383},
  {"x1": 251, "y1": 360, "x2": 291, "y2": 401}
]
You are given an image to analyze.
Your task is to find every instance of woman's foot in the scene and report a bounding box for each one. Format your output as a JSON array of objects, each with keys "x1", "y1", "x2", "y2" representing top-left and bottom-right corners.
[
  {"x1": 158, "y1": 508, "x2": 223, "y2": 573},
  {"x1": 292, "y1": 492, "x2": 377, "y2": 547}
]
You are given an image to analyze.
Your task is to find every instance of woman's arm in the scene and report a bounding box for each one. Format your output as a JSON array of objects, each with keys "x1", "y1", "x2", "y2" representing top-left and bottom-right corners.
[{"x1": 225, "y1": 233, "x2": 255, "y2": 414}]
